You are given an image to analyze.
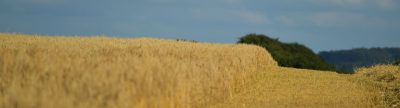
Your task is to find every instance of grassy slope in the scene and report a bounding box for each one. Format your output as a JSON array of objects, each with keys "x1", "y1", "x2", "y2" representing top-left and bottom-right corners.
[{"x1": 0, "y1": 33, "x2": 385, "y2": 108}]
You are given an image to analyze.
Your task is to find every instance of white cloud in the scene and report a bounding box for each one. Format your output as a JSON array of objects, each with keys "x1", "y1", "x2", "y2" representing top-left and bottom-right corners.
[
  {"x1": 236, "y1": 11, "x2": 269, "y2": 24},
  {"x1": 20, "y1": 0, "x2": 66, "y2": 4},
  {"x1": 191, "y1": 8, "x2": 269, "y2": 25},
  {"x1": 310, "y1": 12, "x2": 387, "y2": 27},
  {"x1": 221, "y1": 0, "x2": 242, "y2": 4},
  {"x1": 311, "y1": 12, "x2": 363, "y2": 27},
  {"x1": 309, "y1": 0, "x2": 397, "y2": 9},
  {"x1": 329, "y1": 0, "x2": 363, "y2": 5},
  {"x1": 276, "y1": 16, "x2": 296, "y2": 26},
  {"x1": 377, "y1": 0, "x2": 396, "y2": 9},
  {"x1": 309, "y1": 0, "x2": 363, "y2": 6}
]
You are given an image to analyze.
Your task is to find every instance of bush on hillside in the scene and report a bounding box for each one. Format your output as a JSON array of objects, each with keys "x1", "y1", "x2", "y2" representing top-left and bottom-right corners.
[
  {"x1": 238, "y1": 33, "x2": 335, "y2": 71},
  {"x1": 176, "y1": 39, "x2": 198, "y2": 43},
  {"x1": 394, "y1": 60, "x2": 400, "y2": 65}
]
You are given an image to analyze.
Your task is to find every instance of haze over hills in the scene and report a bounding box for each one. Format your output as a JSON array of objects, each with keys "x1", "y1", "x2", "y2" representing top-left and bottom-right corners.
[{"x1": 319, "y1": 47, "x2": 400, "y2": 73}]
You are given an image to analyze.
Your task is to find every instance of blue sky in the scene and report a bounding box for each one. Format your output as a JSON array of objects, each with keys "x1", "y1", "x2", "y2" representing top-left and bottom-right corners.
[{"x1": 0, "y1": 0, "x2": 399, "y2": 52}]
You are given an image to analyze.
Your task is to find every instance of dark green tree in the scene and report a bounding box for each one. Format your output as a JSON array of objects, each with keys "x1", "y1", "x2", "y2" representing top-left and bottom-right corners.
[
  {"x1": 394, "y1": 60, "x2": 400, "y2": 65},
  {"x1": 238, "y1": 33, "x2": 335, "y2": 71}
]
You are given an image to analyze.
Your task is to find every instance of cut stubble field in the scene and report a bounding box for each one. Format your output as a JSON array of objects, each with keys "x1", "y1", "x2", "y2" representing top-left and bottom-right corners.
[{"x1": 0, "y1": 33, "x2": 390, "y2": 108}]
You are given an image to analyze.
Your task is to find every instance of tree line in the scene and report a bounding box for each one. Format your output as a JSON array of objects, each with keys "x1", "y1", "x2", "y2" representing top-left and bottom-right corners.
[
  {"x1": 179, "y1": 33, "x2": 399, "y2": 74},
  {"x1": 237, "y1": 33, "x2": 335, "y2": 71}
]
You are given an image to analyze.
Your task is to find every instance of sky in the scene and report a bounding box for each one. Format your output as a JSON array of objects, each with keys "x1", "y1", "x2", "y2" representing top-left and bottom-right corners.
[{"x1": 0, "y1": 0, "x2": 399, "y2": 52}]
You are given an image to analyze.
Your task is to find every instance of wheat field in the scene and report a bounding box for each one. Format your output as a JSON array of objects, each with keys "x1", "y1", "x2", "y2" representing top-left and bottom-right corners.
[
  {"x1": 0, "y1": 33, "x2": 390, "y2": 108},
  {"x1": 355, "y1": 65, "x2": 400, "y2": 107}
]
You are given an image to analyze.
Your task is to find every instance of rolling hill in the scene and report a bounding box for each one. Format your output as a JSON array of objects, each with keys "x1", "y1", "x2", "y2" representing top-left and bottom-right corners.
[
  {"x1": 319, "y1": 48, "x2": 400, "y2": 73},
  {"x1": 0, "y1": 33, "x2": 391, "y2": 107}
]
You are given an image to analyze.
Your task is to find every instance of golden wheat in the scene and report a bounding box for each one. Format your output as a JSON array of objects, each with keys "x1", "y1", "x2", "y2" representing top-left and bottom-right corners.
[
  {"x1": 355, "y1": 65, "x2": 400, "y2": 107},
  {"x1": 0, "y1": 33, "x2": 277, "y2": 108},
  {"x1": 213, "y1": 67, "x2": 382, "y2": 108},
  {"x1": 0, "y1": 33, "x2": 386, "y2": 108}
]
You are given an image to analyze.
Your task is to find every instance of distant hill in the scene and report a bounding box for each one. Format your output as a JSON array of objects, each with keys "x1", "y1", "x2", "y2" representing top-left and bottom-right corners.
[{"x1": 319, "y1": 47, "x2": 400, "y2": 73}]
